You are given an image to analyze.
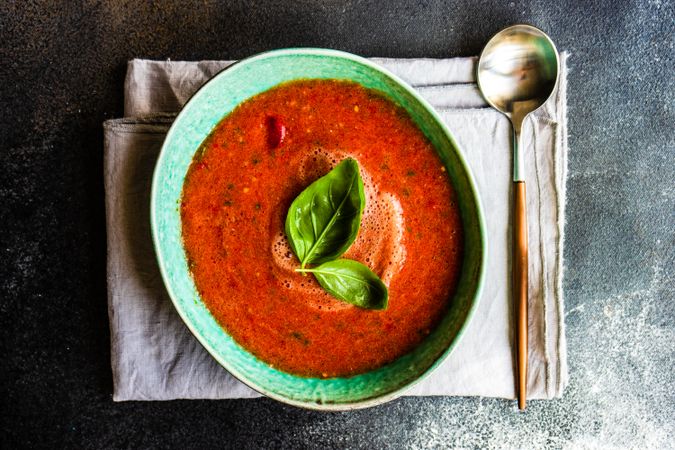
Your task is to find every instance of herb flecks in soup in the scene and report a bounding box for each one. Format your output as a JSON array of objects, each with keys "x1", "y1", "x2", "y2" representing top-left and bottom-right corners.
[{"x1": 181, "y1": 79, "x2": 463, "y2": 378}]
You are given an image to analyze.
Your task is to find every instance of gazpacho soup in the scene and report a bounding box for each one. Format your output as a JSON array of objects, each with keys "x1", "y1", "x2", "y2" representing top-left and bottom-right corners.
[{"x1": 180, "y1": 79, "x2": 463, "y2": 378}]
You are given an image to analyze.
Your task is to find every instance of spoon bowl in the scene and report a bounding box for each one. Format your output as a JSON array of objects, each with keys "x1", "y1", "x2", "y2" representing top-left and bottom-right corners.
[{"x1": 477, "y1": 24, "x2": 559, "y2": 131}]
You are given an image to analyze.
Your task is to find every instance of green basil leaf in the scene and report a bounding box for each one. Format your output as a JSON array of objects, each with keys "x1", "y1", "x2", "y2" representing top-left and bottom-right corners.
[
  {"x1": 285, "y1": 158, "x2": 365, "y2": 268},
  {"x1": 298, "y1": 260, "x2": 388, "y2": 310}
]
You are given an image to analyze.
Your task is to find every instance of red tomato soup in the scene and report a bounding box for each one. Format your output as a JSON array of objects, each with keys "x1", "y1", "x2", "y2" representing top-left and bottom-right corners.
[{"x1": 181, "y1": 79, "x2": 463, "y2": 378}]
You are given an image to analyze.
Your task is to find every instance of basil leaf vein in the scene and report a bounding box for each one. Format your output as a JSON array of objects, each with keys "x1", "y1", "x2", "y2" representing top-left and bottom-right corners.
[
  {"x1": 298, "y1": 259, "x2": 388, "y2": 310},
  {"x1": 285, "y1": 158, "x2": 365, "y2": 268}
]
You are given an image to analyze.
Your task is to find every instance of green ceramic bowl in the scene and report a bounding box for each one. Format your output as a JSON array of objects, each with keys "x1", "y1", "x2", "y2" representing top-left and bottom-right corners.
[{"x1": 151, "y1": 48, "x2": 486, "y2": 410}]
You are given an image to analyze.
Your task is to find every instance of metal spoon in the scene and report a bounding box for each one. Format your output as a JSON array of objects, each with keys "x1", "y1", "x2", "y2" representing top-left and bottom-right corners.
[{"x1": 477, "y1": 24, "x2": 560, "y2": 411}]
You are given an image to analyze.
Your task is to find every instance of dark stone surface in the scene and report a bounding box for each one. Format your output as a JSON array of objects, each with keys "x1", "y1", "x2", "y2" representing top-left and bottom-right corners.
[{"x1": 1, "y1": 0, "x2": 673, "y2": 448}]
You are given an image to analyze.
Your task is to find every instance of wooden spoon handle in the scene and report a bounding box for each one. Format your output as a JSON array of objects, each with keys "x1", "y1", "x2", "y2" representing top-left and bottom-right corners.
[{"x1": 513, "y1": 181, "x2": 528, "y2": 410}]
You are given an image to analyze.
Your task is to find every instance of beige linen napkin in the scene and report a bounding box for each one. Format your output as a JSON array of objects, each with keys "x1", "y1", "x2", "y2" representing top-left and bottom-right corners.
[{"x1": 104, "y1": 55, "x2": 569, "y2": 401}]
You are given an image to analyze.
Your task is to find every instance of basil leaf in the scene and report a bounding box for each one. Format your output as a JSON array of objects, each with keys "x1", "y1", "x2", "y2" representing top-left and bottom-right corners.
[
  {"x1": 285, "y1": 158, "x2": 365, "y2": 268},
  {"x1": 298, "y1": 260, "x2": 388, "y2": 310}
]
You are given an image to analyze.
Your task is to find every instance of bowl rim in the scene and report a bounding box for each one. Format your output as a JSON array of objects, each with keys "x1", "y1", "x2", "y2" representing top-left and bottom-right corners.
[{"x1": 150, "y1": 47, "x2": 487, "y2": 411}]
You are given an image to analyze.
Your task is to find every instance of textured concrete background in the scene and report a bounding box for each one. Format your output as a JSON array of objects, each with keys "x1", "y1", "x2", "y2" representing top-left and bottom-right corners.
[{"x1": 1, "y1": 0, "x2": 673, "y2": 448}]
